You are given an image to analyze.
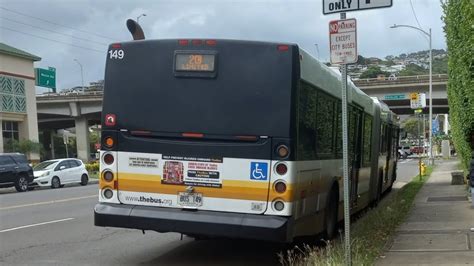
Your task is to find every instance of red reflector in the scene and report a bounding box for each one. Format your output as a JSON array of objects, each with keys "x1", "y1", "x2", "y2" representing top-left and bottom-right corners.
[
  {"x1": 182, "y1": 132, "x2": 204, "y2": 138},
  {"x1": 104, "y1": 114, "x2": 116, "y2": 126},
  {"x1": 104, "y1": 154, "x2": 114, "y2": 165},
  {"x1": 276, "y1": 163, "x2": 288, "y2": 175},
  {"x1": 206, "y1": 40, "x2": 217, "y2": 46},
  {"x1": 113, "y1": 180, "x2": 118, "y2": 189},
  {"x1": 178, "y1": 40, "x2": 189, "y2": 46},
  {"x1": 277, "y1": 45, "x2": 289, "y2": 51},
  {"x1": 236, "y1": 135, "x2": 258, "y2": 141},
  {"x1": 192, "y1": 40, "x2": 202, "y2": 45},
  {"x1": 111, "y1": 43, "x2": 121, "y2": 48}
]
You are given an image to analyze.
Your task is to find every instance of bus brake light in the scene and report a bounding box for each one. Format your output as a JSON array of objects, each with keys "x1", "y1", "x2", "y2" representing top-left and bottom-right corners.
[
  {"x1": 192, "y1": 40, "x2": 202, "y2": 45},
  {"x1": 206, "y1": 40, "x2": 217, "y2": 46},
  {"x1": 182, "y1": 132, "x2": 204, "y2": 138},
  {"x1": 178, "y1": 40, "x2": 189, "y2": 46},
  {"x1": 277, "y1": 45, "x2": 289, "y2": 51}
]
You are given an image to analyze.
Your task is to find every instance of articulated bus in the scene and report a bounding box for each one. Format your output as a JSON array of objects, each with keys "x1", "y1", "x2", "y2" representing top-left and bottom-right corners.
[{"x1": 94, "y1": 21, "x2": 399, "y2": 243}]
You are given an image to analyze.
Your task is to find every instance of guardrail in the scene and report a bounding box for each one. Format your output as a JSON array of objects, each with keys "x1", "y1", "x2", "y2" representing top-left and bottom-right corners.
[
  {"x1": 353, "y1": 74, "x2": 448, "y2": 87},
  {"x1": 36, "y1": 90, "x2": 103, "y2": 101}
]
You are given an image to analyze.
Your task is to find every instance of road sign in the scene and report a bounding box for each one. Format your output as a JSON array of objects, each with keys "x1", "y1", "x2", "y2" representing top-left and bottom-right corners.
[
  {"x1": 432, "y1": 118, "x2": 439, "y2": 135},
  {"x1": 409, "y1": 92, "x2": 419, "y2": 101},
  {"x1": 384, "y1": 94, "x2": 406, "y2": 100},
  {"x1": 410, "y1": 92, "x2": 426, "y2": 109},
  {"x1": 35, "y1": 67, "x2": 56, "y2": 91},
  {"x1": 329, "y1": 18, "x2": 357, "y2": 64},
  {"x1": 323, "y1": 0, "x2": 393, "y2": 15}
]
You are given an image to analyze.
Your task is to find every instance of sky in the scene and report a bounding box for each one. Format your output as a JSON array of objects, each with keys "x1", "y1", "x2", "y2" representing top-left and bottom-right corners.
[{"x1": 0, "y1": 0, "x2": 447, "y2": 93}]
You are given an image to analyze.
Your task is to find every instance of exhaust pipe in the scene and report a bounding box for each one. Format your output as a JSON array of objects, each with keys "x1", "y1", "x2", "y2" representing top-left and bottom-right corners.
[{"x1": 126, "y1": 19, "x2": 145, "y2": 40}]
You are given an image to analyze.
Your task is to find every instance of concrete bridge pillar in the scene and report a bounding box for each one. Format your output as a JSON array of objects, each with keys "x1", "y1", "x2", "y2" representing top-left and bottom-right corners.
[{"x1": 75, "y1": 117, "x2": 90, "y2": 162}]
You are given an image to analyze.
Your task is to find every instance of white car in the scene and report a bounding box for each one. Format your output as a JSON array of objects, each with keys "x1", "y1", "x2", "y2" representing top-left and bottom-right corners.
[{"x1": 32, "y1": 159, "x2": 89, "y2": 188}]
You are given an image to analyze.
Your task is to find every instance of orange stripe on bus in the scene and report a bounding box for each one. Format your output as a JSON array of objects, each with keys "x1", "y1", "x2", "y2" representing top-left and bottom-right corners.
[{"x1": 100, "y1": 172, "x2": 294, "y2": 202}]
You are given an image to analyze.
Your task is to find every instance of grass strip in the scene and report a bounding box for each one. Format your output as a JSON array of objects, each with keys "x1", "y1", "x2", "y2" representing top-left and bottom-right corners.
[{"x1": 279, "y1": 166, "x2": 434, "y2": 266}]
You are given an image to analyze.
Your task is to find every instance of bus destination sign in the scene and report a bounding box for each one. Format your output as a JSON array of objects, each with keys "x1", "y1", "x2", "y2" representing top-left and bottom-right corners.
[{"x1": 175, "y1": 53, "x2": 215, "y2": 72}]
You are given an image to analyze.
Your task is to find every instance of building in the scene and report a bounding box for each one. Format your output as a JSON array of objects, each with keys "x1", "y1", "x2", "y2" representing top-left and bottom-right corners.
[{"x1": 0, "y1": 43, "x2": 41, "y2": 161}]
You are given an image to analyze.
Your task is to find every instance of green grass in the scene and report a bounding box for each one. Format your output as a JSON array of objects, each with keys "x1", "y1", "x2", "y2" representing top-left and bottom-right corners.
[
  {"x1": 89, "y1": 172, "x2": 99, "y2": 179},
  {"x1": 279, "y1": 166, "x2": 434, "y2": 266}
]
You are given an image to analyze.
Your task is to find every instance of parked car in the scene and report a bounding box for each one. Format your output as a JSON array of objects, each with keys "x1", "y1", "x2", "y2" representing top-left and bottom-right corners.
[
  {"x1": 31, "y1": 158, "x2": 89, "y2": 189},
  {"x1": 400, "y1": 146, "x2": 412, "y2": 156},
  {"x1": 0, "y1": 153, "x2": 34, "y2": 192},
  {"x1": 398, "y1": 149, "x2": 407, "y2": 159}
]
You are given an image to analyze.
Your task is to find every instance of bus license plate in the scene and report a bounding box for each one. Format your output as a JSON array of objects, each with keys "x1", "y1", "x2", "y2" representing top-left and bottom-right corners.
[{"x1": 178, "y1": 192, "x2": 203, "y2": 207}]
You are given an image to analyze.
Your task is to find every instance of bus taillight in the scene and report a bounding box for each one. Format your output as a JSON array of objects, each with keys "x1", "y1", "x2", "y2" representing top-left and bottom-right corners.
[
  {"x1": 178, "y1": 40, "x2": 189, "y2": 46},
  {"x1": 182, "y1": 132, "x2": 204, "y2": 138},
  {"x1": 192, "y1": 40, "x2": 202, "y2": 45},
  {"x1": 274, "y1": 181, "x2": 287, "y2": 193},
  {"x1": 103, "y1": 170, "x2": 114, "y2": 182},
  {"x1": 104, "y1": 137, "x2": 114, "y2": 148},
  {"x1": 277, "y1": 45, "x2": 289, "y2": 51},
  {"x1": 206, "y1": 40, "x2": 217, "y2": 46},
  {"x1": 275, "y1": 163, "x2": 287, "y2": 175},
  {"x1": 276, "y1": 144, "x2": 289, "y2": 158},
  {"x1": 103, "y1": 154, "x2": 114, "y2": 165}
]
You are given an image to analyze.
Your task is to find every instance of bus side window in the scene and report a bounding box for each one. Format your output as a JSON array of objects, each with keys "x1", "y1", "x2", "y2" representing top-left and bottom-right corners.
[
  {"x1": 362, "y1": 115, "x2": 373, "y2": 166},
  {"x1": 297, "y1": 82, "x2": 317, "y2": 160}
]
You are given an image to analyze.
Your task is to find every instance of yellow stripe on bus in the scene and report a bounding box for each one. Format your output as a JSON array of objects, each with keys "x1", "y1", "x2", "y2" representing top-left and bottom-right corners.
[{"x1": 100, "y1": 172, "x2": 293, "y2": 202}]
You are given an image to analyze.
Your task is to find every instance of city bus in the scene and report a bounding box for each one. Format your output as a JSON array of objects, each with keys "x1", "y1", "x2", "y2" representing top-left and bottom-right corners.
[{"x1": 95, "y1": 21, "x2": 399, "y2": 242}]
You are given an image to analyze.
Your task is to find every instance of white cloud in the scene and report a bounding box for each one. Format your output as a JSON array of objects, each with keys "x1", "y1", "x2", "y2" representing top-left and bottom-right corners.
[{"x1": 0, "y1": 0, "x2": 447, "y2": 92}]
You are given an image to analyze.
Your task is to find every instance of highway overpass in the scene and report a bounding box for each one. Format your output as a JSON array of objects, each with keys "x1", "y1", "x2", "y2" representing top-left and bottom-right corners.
[{"x1": 36, "y1": 74, "x2": 448, "y2": 161}]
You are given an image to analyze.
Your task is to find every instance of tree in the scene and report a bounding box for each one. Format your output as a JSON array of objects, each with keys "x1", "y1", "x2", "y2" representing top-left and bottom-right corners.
[
  {"x1": 442, "y1": 0, "x2": 474, "y2": 169},
  {"x1": 398, "y1": 63, "x2": 428, "y2": 76},
  {"x1": 359, "y1": 66, "x2": 390, "y2": 79},
  {"x1": 3, "y1": 139, "x2": 44, "y2": 159},
  {"x1": 402, "y1": 118, "x2": 421, "y2": 138}
]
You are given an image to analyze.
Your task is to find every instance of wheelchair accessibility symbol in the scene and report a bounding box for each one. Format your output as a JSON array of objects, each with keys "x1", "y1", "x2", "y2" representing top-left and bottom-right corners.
[{"x1": 250, "y1": 162, "x2": 268, "y2": 180}]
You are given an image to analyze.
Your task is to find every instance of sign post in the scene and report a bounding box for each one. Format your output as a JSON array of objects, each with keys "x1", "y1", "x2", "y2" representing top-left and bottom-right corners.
[
  {"x1": 324, "y1": 2, "x2": 393, "y2": 265},
  {"x1": 329, "y1": 13, "x2": 357, "y2": 266}
]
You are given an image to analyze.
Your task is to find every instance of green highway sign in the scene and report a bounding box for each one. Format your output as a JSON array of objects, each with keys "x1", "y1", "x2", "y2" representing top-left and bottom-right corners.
[
  {"x1": 35, "y1": 67, "x2": 56, "y2": 91},
  {"x1": 384, "y1": 94, "x2": 406, "y2": 100}
]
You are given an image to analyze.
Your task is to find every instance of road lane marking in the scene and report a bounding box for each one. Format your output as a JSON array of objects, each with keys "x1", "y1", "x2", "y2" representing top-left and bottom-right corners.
[
  {"x1": 0, "y1": 195, "x2": 96, "y2": 210},
  {"x1": 0, "y1": 218, "x2": 75, "y2": 233}
]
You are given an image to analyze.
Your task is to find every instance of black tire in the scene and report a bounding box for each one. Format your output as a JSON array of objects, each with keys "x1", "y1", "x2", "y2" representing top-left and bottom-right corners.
[
  {"x1": 80, "y1": 174, "x2": 88, "y2": 186},
  {"x1": 27, "y1": 187, "x2": 35, "y2": 191},
  {"x1": 15, "y1": 176, "x2": 29, "y2": 192},
  {"x1": 51, "y1": 176, "x2": 61, "y2": 189},
  {"x1": 323, "y1": 186, "x2": 339, "y2": 240}
]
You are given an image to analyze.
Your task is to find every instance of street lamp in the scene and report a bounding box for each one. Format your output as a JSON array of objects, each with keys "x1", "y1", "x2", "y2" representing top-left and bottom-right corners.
[
  {"x1": 137, "y1": 13, "x2": 146, "y2": 23},
  {"x1": 73, "y1": 59, "x2": 85, "y2": 92},
  {"x1": 390, "y1": 24, "x2": 433, "y2": 165}
]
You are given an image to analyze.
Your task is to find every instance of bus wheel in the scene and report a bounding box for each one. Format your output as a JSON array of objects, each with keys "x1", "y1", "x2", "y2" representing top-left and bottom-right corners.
[{"x1": 323, "y1": 187, "x2": 339, "y2": 240}]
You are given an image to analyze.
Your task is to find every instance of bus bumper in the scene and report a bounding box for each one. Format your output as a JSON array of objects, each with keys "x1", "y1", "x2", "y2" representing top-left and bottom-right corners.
[{"x1": 94, "y1": 203, "x2": 292, "y2": 242}]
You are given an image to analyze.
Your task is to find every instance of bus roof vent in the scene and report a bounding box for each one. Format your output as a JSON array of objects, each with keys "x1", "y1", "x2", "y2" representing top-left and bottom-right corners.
[{"x1": 126, "y1": 19, "x2": 145, "y2": 40}]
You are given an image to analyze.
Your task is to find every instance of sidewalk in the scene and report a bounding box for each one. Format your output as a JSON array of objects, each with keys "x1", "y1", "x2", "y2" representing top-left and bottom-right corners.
[{"x1": 377, "y1": 159, "x2": 474, "y2": 265}]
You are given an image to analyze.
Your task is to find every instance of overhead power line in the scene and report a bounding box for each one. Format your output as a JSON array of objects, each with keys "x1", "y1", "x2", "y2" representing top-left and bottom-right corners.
[
  {"x1": 409, "y1": 0, "x2": 423, "y2": 30},
  {"x1": 0, "y1": 17, "x2": 109, "y2": 46},
  {"x1": 0, "y1": 26, "x2": 105, "y2": 53},
  {"x1": 0, "y1": 6, "x2": 118, "y2": 41}
]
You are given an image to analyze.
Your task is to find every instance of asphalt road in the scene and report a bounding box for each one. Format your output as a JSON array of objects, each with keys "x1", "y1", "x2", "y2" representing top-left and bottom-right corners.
[{"x1": 0, "y1": 159, "x2": 418, "y2": 265}]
